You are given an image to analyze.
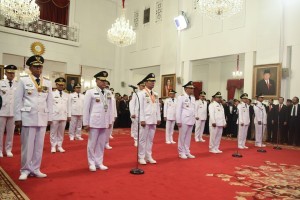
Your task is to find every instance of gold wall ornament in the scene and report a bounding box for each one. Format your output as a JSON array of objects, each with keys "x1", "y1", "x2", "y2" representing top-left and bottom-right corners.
[{"x1": 31, "y1": 42, "x2": 45, "y2": 55}]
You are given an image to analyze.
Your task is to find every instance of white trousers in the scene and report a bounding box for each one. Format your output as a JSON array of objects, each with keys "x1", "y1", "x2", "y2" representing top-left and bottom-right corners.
[
  {"x1": 238, "y1": 124, "x2": 249, "y2": 147},
  {"x1": 0, "y1": 116, "x2": 15, "y2": 153},
  {"x1": 50, "y1": 120, "x2": 67, "y2": 148},
  {"x1": 195, "y1": 120, "x2": 206, "y2": 140},
  {"x1": 138, "y1": 124, "x2": 156, "y2": 160},
  {"x1": 105, "y1": 124, "x2": 114, "y2": 145},
  {"x1": 165, "y1": 120, "x2": 175, "y2": 143},
  {"x1": 130, "y1": 117, "x2": 138, "y2": 141},
  {"x1": 255, "y1": 123, "x2": 266, "y2": 146},
  {"x1": 178, "y1": 124, "x2": 193, "y2": 155},
  {"x1": 209, "y1": 126, "x2": 223, "y2": 151},
  {"x1": 69, "y1": 115, "x2": 83, "y2": 138},
  {"x1": 20, "y1": 126, "x2": 46, "y2": 174},
  {"x1": 87, "y1": 128, "x2": 106, "y2": 166}
]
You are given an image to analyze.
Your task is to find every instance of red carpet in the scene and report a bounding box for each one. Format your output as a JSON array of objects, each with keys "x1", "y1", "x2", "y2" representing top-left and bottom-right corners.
[{"x1": 0, "y1": 128, "x2": 299, "y2": 200}]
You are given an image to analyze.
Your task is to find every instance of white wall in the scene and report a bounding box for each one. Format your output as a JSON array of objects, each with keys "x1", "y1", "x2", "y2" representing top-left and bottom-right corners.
[
  {"x1": 192, "y1": 55, "x2": 245, "y2": 99},
  {"x1": 0, "y1": 0, "x2": 117, "y2": 81},
  {"x1": 119, "y1": 0, "x2": 300, "y2": 100}
]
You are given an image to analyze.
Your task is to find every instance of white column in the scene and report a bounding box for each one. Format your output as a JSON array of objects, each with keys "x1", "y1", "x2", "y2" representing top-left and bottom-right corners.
[
  {"x1": 290, "y1": 45, "x2": 300, "y2": 98},
  {"x1": 244, "y1": 52, "x2": 256, "y2": 99},
  {"x1": 182, "y1": 60, "x2": 192, "y2": 89},
  {"x1": 207, "y1": 62, "x2": 221, "y2": 98}
]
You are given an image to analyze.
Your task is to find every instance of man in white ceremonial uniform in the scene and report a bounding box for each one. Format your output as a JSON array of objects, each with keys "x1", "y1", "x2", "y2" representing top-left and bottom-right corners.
[
  {"x1": 104, "y1": 81, "x2": 117, "y2": 150},
  {"x1": 0, "y1": 65, "x2": 18, "y2": 158},
  {"x1": 237, "y1": 93, "x2": 250, "y2": 149},
  {"x1": 163, "y1": 89, "x2": 177, "y2": 144},
  {"x1": 138, "y1": 73, "x2": 161, "y2": 165},
  {"x1": 195, "y1": 91, "x2": 207, "y2": 142},
  {"x1": 68, "y1": 83, "x2": 84, "y2": 141},
  {"x1": 15, "y1": 55, "x2": 53, "y2": 180},
  {"x1": 83, "y1": 71, "x2": 113, "y2": 171},
  {"x1": 50, "y1": 78, "x2": 69, "y2": 153},
  {"x1": 129, "y1": 81, "x2": 145, "y2": 147},
  {"x1": 209, "y1": 92, "x2": 226, "y2": 154},
  {"x1": 254, "y1": 93, "x2": 267, "y2": 147},
  {"x1": 176, "y1": 81, "x2": 196, "y2": 159}
]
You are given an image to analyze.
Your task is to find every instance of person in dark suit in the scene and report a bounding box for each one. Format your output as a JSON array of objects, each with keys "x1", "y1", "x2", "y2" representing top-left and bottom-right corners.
[
  {"x1": 119, "y1": 94, "x2": 131, "y2": 128},
  {"x1": 228, "y1": 99, "x2": 239, "y2": 137},
  {"x1": 247, "y1": 99, "x2": 255, "y2": 140},
  {"x1": 266, "y1": 99, "x2": 274, "y2": 142},
  {"x1": 288, "y1": 96, "x2": 300, "y2": 146},
  {"x1": 222, "y1": 99, "x2": 230, "y2": 136},
  {"x1": 271, "y1": 97, "x2": 288, "y2": 144},
  {"x1": 66, "y1": 79, "x2": 76, "y2": 93},
  {"x1": 256, "y1": 69, "x2": 276, "y2": 96}
]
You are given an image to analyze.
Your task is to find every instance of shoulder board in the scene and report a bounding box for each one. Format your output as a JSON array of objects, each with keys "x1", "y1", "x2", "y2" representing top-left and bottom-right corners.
[
  {"x1": 20, "y1": 75, "x2": 29, "y2": 77},
  {"x1": 64, "y1": 90, "x2": 70, "y2": 93},
  {"x1": 43, "y1": 76, "x2": 50, "y2": 80}
]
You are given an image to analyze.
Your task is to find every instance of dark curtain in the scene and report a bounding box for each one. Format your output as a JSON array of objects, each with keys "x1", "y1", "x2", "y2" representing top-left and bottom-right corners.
[
  {"x1": 36, "y1": 0, "x2": 70, "y2": 25},
  {"x1": 193, "y1": 81, "x2": 203, "y2": 100},
  {"x1": 227, "y1": 79, "x2": 244, "y2": 100}
]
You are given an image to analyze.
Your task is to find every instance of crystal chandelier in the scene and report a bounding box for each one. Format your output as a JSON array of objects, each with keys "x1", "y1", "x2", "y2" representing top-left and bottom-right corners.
[
  {"x1": 107, "y1": 0, "x2": 136, "y2": 47},
  {"x1": 232, "y1": 55, "x2": 243, "y2": 78},
  {"x1": 198, "y1": 0, "x2": 244, "y2": 20},
  {"x1": 0, "y1": 0, "x2": 40, "y2": 25}
]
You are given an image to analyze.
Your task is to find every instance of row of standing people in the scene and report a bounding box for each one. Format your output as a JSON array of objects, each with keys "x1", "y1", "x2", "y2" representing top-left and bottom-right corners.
[{"x1": 0, "y1": 56, "x2": 119, "y2": 180}]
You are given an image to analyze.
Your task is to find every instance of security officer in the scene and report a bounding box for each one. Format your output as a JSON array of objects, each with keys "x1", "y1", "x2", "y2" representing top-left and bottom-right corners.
[
  {"x1": 104, "y1": 81, "x2": 117, "y2": 150},
  {"x1": 138, "y1": 73, "x2": 161, "y2": 165},
  {"x1": 0, "y1": 65, "x2": 18, "y2": 158},
  {"x1": 195, "y1": 91, "x2": 207, "y2": 142},
  {"x1": 176, "y1": 81, "x2": 196, "y2": 159},
  {"x1": 68, "y1": 83, "x2": 84, "y2": 141},
  {"x1": 129, "y1": 80, "x2": 145, "y2": 147},
  {"x1": 254, "y1": 93, "x2": 267, "y2": 147},
  {"x1": 237, "y1": 93, "x2": 250, "y2": 149},
  {"x1": 83, "y1": 71, "x2": 113, "y2": 172},
  {"x1": 15, "y1": 55, "x2": 53, "y2": 180},
  {"x1": 163, "y1": 89, "x2": 177, "y2": 144},
  {"x1": 209, "y1": 92, "x2": 226, "y2": 154},
  {"x1": 50, "y1": 78, "x2": 69, "y2": 153}
]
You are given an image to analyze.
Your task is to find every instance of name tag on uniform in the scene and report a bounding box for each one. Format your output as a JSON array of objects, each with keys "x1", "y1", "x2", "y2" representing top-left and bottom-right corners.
[
  {"x1": 21, "y1": 107, "x2": 31, "y2": 112},
  {"x1": 94, "y1": 93, "x2": 99, "y2": 95},
  {"x1": 55, "y1": 96, "x2": 59, "y2": 98},
  {"x1": 26, "y1": 84, "x2": 33, "y2": 87},
  {"x1": 1, "y1": 85, "x2": 6, "y2": 88}
]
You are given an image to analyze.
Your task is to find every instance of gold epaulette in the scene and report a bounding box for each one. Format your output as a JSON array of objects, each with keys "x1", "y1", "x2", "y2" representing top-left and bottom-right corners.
[
  {"x1": 20, "y1": 75, "x2": 29, "y2": 77},
  {"x1": 43, "y1": 76, "x2": 49, "y2": 80}
]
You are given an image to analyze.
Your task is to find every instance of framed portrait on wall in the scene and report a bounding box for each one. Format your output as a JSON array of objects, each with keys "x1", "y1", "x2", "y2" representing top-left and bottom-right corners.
[
  {"x1": 161, "y1": 74, "x2": 176, "y2": 98},
  {"x1": 0, "y1": 65, "x2": 4, "y2": 80},
  {"x1": 252, "y1": 63, "x2": 282, "y2": 99},
  {"x1": 65, "y1": 74, "x2": 81, "y2": 93}
]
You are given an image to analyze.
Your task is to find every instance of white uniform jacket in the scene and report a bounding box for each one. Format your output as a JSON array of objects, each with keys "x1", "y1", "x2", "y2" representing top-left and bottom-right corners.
[
  {"x1": 83, "y1": 87, "x2": 113, "y2": 128},
  {"x1": 209, "y1": 101, "x2": 226, "y2": 127},
  {"x1": 129, "y1": 91, "x2": 141, "y2": 117},
  {"x1": 52, "y1": 90, "x2": 69, "y2": 121},
  {"x1": 176, "y1": 93, "x2": 196, "y2": 125},
  {"x1": 112, "y1": 96, "x2": 118, "y2": 119},
  {"x1": 253, "y1": 102, "x2": 267, "y2": 124},
  {"x1": 163, "y1": 98, "x2": 177, "y2": 121},
  {"x1": 138, "y1": 89, "x2": 161, "y2": 124},
  {"x1": 195, "y1": 99, "x2": 207, "y2": 120},
  {"x1": 14, "y1": 75, "x2": 53, "y2": 126},
  {"x1": 237, "y1": 102, "x2": 250, "y2": 125},
  {"x1": 0, "y1": 79, "x2": 18, "y2": 117},
  {"x1": 68, "y1": 92, "x2": 84, "y2": 117}
]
